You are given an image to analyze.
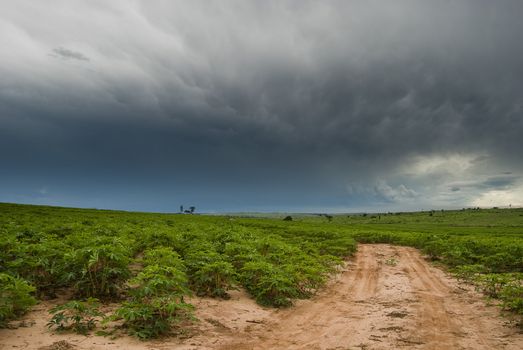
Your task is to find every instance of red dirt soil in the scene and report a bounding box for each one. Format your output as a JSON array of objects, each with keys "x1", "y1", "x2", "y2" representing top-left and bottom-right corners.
[{"x1": 1, "y1": 244, "x2": 522, "y2": 349}]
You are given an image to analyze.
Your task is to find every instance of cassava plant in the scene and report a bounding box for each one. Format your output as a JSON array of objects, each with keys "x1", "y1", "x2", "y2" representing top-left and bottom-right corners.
[
  {"x1": 113, "y1": 263, "x2": 193, "y2": 339},
  {"x1": 184, "y1": 249, "x2": 237, "y2": 298},
  {"x1": 47, "y1": 298, "x2": 103, "y2": 335},
  {"x1": 0, "y1": 273, "x2": 36, "y2": 327},
  {"x1": 65, "y1": 241, "x2": 131, "y2": 299}
]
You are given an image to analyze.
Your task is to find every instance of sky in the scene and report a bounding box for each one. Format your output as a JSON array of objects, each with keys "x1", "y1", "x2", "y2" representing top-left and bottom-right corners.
[{"x1": 1, "y1": 0, "x2": 523, "y2": 213}]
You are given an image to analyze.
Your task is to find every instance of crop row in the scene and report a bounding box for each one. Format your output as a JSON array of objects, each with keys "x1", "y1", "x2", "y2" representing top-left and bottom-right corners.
[{"x1": 0, "y1": 204, "x2": 356, "y2": 337}]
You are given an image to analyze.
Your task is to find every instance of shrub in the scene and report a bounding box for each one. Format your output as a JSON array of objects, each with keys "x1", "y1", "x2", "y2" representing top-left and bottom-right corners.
[
  {"x1": 142, "y1": 247, "x2": 185, "y2": 270},
  {"x1": 0, "y1": 273, "x2": 36, "y2": 327},
  {"x1": 423, "y1": 240, "x2": 449, "y2": 260},
  {"x1": 115, "y1": 295, "x2": 193, "y2": 339},
  {"x1": 452, "y1": 264, "x2": 486, "y2": 281},
  {"x1": 500, "y1": 282, "x2": 523, "y2": 315},
  {"x1": 5, "y1": 241, "x2": 69, "y2": 297},
  {"x1": 65, "y1": 242, "x2": 131, "y2": 299},
  {"x1": 184, "y1": 250, "x2": 236, "y2": 298},
  {"x1": 113, "y1": 264, "x2": 193, "y2": 339},
  {"x1": 316, "y1": 237, "x2": 356, "y2": 257},
  {"x1": 223, "y1": 242, "x2": 259, "y2": 269},
  {"x1": 240, "y1": 260, "x2": 298, "y2": 307},
  {"x1": 482, "y1": 251, "x2": 523, "y2": 273},
  {"x1": 137, "y1": 230, "x2": 185, "y2": 252}
]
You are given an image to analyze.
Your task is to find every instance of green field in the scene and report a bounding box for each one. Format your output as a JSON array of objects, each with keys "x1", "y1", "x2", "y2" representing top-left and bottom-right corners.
[{"x1": 1, "y1": 203, "x2": 522, "y2": 338}]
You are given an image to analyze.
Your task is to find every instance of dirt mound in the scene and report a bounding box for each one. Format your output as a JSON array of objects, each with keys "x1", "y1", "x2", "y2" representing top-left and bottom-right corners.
[{"x1": 37, "y1": 340, "x2": 75, "y2": 350}]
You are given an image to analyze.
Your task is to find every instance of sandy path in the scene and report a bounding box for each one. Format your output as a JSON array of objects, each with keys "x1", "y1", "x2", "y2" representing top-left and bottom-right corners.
[
  {"x1": 1, "y1": 244, "x2": 522, "y2": 350},
  {"x1": 221, "y1": 245, "x2": 523, "y2": 349}
]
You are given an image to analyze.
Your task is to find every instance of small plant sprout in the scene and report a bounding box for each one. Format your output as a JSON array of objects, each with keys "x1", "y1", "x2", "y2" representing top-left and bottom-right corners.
[{"x1": 47, "y1": 298, "x2": 103, "y2": 335}]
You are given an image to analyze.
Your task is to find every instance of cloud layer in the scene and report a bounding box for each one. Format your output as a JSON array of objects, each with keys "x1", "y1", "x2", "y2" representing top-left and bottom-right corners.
[{"x1": 1, "y1": 0, "x2": 522, "y2": 212}]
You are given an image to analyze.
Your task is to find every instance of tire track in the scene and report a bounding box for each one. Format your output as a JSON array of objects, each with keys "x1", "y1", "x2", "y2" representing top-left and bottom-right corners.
[
  {"x1": 351, "y1": 244, "x2": 381, "y2": 300},
  {"x1": 400, "y1": 247, "x2": 500, "y2": 349},
  {"x1": 401, "y1": 248, "x2": 458, "y2": 349}
]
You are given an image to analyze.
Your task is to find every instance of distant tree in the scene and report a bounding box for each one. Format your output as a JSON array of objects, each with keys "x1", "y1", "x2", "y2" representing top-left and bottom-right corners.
[
  {"x1": 283, "y1": 216, "x2": 293, "y2": 221},
  {"x1": 180, "y1": 205, "x2": 184, "y2": 213},
  {"x1": 189, "y1": 206, "x2": 196, "y2": 214}
]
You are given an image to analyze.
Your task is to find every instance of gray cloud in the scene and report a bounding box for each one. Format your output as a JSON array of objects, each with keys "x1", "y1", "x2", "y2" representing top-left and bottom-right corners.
[
  {"x1": 1, "y1": 0, "x2": 522, "y2": 211},
  {"x1": 52, "y1": 47, "x2": 90, "y2": 61},
  {"x1": 481, "y1": 176, "x2": 519, "y2": 190}
]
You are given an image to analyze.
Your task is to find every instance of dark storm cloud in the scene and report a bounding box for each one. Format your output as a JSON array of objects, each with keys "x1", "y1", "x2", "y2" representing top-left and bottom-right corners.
[
  {"x1": 481, "y1": 176, "x2": 519, "y2": 190},
  {"x1": 52, "y1": 47, "x2": 90, "y2": 61},
  {"x1": 447, "y1": 175, "x2": 520, "y2": 193},
  {"x1": 1, "y1": 0, "x2": 523, "y2": 211}
]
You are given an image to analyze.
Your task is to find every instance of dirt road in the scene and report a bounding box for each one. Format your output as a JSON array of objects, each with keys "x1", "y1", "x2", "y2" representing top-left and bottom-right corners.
[
  {"x1": 1, "y1": 244, "x2": 522, "y2": 350},
  {"x1": 220, "y1": 244, "x2": 523, "y2": 350}
]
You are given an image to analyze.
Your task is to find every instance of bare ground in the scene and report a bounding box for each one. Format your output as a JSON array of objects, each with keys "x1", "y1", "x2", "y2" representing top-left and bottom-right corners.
[{"x1": 1, "y1": 244, "x2": 522, "y2": 350}]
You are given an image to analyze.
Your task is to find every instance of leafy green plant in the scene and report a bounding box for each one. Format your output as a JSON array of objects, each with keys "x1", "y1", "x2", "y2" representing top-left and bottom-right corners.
[
  {"x1": 4, "y1": 241, "x2": 69, "y2": 297},
  {"x1": 241, "y1": 260, "x2": 298, "y2": 307},
  {"x1": 138, "y1": 230, "x2": 185, "y2": 253},
  {"x1": 65, "y1": 241, "x2": 131, "y2": 299},
  {"x1": 223, "y1": 241, "x2": 259, "y2": 269},
  {"x1": 0, "y1": 273, "x2": 36, "y2": 327},
  {"x1": 500, "y1": 282, "x2": 523, "y2": 315},
  {"x1": 385, "y1": 258, "x2": 398, "y2": 266},
  {"x1": 115, "y1": 295, "x2": 193, "y2": 339},
  {"x1": 467, "y1": 272, "x2": 523, "y2": 320},
  {"x1": 113, "y1": 264, "x2": 193, "y2": 339},
  {"x1": 142, "y1": 247, "x2": 185, "y2": 270},
  {"x1": 423, "y1": 240, "x2": 448, "y2": 260},
  {"x1": 47, "y1": 298, "x2": 103, "y2": 335},
  {"x1": 452, "y1": 264, "x2": 486, "y2": 282},
  {"x1": 475, "y1": 273, "x2": 519, "y2": 298},
  {"x1": 184, "y1": 250, "x2": 236, "y2": 298}
]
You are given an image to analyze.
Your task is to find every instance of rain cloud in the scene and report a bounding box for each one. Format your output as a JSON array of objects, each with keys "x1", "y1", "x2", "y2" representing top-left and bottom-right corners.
[{"x1": 1, "y1": 0, "x2": 522, "y2": 212}]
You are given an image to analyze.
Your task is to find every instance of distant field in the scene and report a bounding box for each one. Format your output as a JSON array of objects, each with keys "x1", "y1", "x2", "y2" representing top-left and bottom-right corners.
[{"x1": 1, "y1": 203, "x2": 522, "y2": 341}]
